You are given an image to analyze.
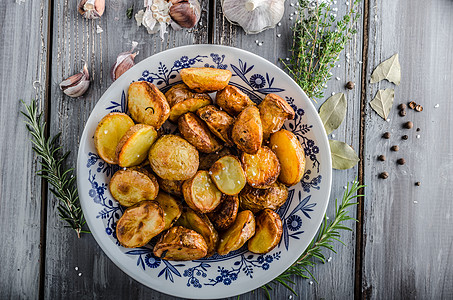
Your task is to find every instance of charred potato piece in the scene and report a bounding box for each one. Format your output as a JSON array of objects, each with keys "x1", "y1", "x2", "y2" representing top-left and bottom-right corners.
[
  {"x1": 178, "y1": 112, "x2": 223, "y2": 153},
  {"x1": 216, "y1": 85, "x2": 255, "y2": 116},
  {"x1": 164, "y1": 83, "x2": 211, "y2": 107},
  {"x1": 239, "y1": 182, "x2": 289, "y2": 214},
  {"x1": 180, "y1": 67, "x2": 232, "y2": 93},
  {"x1": 153, "y1": 226, "x2": 208, "y2": 261},
  {"x1": 182, "y1": 170, "x2": 222, "y2": 213},
  {"x1": 169, "y1": 97, "x2": 212, "y2": 123},
  {"x1": 209, "y1": 155, "x2": 246, "y2": 195},
  {"x1": 258, "y1": 93, "x2": 295, "y2": 140},
  {"x1": 149, "y1": 135, "x2": 199, "y2": 181},
  {"x1": 109, "y1": 168, "x2": 159, "y2": 207},
  {"x1": 154, "y1": 192, "x2": 183, "y2": 230},
  {"x1": 196, "y1": 105, "x2": 234, "y2": 145},
  {"x1": 207, "y1": 195, "x2": 239, "y2": 231},
  {"x1": 115, "y1": 124, "x2": 158, "y2": 167},
  {"x1": 157, "y1": 177, "x2": 183, "y2": 197},
  {"x1": 128, "y1": 81, "x2": 170, "y2": 129},
  {"x1": 116, "y1": 200, "x2": 165, "y2": 248},
  {"x1": 231, "y1": 105, "x2": 263, "y2": 154},
  {"x1": 241, "y1": 146, "x2": 280, "y2": 189},
  {"x1": 269, "y1": 129, "x2": 306, "y2": 186},
  {"x1": 94, "y1": 113, "x2": 134, "y2": 164},
  {"x1": 248, "y1": 209, "x2": 283, "y2": 254},
  {"x1": 198, "y1": 147, "x2": 231, "y2": 171},
  {"x1": 175, "y1": 207, "x2": 219, "y2": 256},
  {"x1": 217, "y1": 210, "x2": 255, "y2": 256}
]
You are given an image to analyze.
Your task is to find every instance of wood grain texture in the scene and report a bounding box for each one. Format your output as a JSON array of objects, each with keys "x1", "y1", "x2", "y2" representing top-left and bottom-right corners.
[{"x1": 362, "y1": 0, "x2": 453, "y2": 298}]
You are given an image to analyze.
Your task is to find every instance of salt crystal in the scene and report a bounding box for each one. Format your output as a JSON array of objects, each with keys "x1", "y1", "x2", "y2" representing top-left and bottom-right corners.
[
  {"x1": 290, "y1": 2, "x2": 294, "y2": 6},
  {"x1": 75, "y1": 267, "x2": 78, "y2": 271},
  {"x1": 343, "y1": 186, "x2": 347, "y2": 189},
  {"x1": 331, "y1": 133, "x2": 336, "y2": 138},
  {"x1": 237, "y1": 181, "x2": 241, "y2": 184},
  {"x1": 294, "y1": 11, "x2": 299, "y2": 15},
  {"x1": 386, "y1": 119, "x2": 390, "y2": 122},
  {"x1": 335, "y1": 77, "x2": 341, "y2": 80},
  {"x1": 309, "y1": 281, "x2": 313, "y2": 285},
  {"x1": 290, "y1": 13, "x2": 294, "y2": 16},
  {"x1": 326, "y1": 216, "x2": 330, "y2": 220},
  {"x1": 331, "y1": 92, "x2": 336, "y2": 96},
  {"x1": 277, "y1": 34, "x2": 281, "y2": 38},
  {"x1": 289, "y1": 296, "x2": 293, "y2": 299},
  {"x1": 327, "y1": 257, "x2": 332, "y2": 262},
  {"x1": 104, "y1": 130, "x2": 108, "y2": 134},
  {"x1": 258, "y1": 42, "x2": 263, "y2": 46},
  {"x1": 416, "y1": 135, "x2": 420, "y2": 139},
  {"x1": 358, "y1": 61, "x2": 363, "y2": 64},
  {"x1": 337, "y1": 65, "x2": 341, "y2": 68},
  {"x1": 286, "y1": 58, "x2": 290, "y2": 61},
  {"x1": 289, "y1": 17, "x2": 293, "y2": 20},
  {"x1": 332, "y1": 7, "x2": 338, "y2": 12},
  {"x1": 199, "y1": 21, "x2": 202, "y2": 26},
  {"x1": 434, "y1": 104, "x2": 439, "y2": 108},
  {"x1": 414, "y1": 201, "x2": 418, "y2": 204},
  {"x1": 278, "y1": 22, "x2": 282, "y2": 26},
  {"x1": 96, "y1": 25, "x2": 103, "y2": 34},
  {"x1": 255, "y1": 40, "x2": 259, "y2": 43},
  {"x1": 123, "y1": 167, "x2": 126, "y2": 170},
  {"x1": 78, "y1": 273, "x2": 82, "y2": 276},
  {"x1": 329, "y1": 72, "x2": 333, "y2": 75}
]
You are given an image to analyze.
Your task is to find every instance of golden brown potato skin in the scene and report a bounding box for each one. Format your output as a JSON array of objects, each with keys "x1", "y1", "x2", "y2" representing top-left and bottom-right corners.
[
  {"x1": 156, "y1": 177, "x2": 183, "y2": 197},
  {"x1": 241, "y1": 146, "x2": 281, "y2": 189},
  {"x1": 182, "y1": 170, "x2": 222, "y2": 213},
  {"x1": 207, "y1": 195, "x2": 239, "y2": 231},
  {"x1": 217, "y1": 210, "x2": 256, "y2": 256},
  {"x1": 198, "y1": 147, "x2": 232, "y2": 171},
  {"x1": 154, "y1": 192, "x2": 183, "y2": 230},
  {"x1": 196, "y1": 105, "x2": 234, "y2": 145},
  {"x1": 248, "y1": 209, "x2": 283, "y2": 254},
  {"x1": 215, "y1": 85, "x2": 255, "y2": 116},
  {"x1": 259, "y1": 94, "x2": 295, "y2": 140},
  {"x1": 231, "y1": 105, "x2": 263, "y2": 154},
  {"x1": 178, "y1": 112, "x2": 223, "y2": 153},
  {"x1": 153, "y1": 226, "x2": 208, "y2": 261},
  {"x1": 115, "y1": 124, "x2": 158, "y2": 167},
  {"x1": 180, "y1": 67, "x2": 232, "y2": 93},
  {"x1": 168, "y1": 97, "x2": 212, "y2": 123},
  {"x1": 239, "y1": 182, "x2": 289, "y2": 214},
  {"x1": 164, "y1": 83, "x2": 211, "y2": 107}
]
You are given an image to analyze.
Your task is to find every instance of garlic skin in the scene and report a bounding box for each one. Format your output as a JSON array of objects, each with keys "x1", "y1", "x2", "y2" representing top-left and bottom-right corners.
[
  {"x1": 78, "y1": 0, "x2": 105, "y2": 19},
  {"x1": 170, "y1": 0, "x2": 201, "y2": 29},
  {"x1": 221, "y1": 0, "x2": 285, "y2": 34},
  {"x1": 135, "y1": 0, "x2": 172, "y2": 40},
  {"x1": 111, "y1": 42, "x2": 139, "y2": 81},
  {"x1": 59, "y1": 62, "x2": 90, "y2": 98}
]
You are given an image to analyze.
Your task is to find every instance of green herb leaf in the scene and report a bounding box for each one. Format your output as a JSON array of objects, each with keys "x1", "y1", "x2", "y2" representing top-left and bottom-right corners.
[
  {"x1": 126, "y1": 4, "x2": 134, "y2": 19},
  {"x1": 370, "y1": 88, "x2": 394, "y2": 120},
  {"x1": 370, "y1": 53, "x2": 401, "y2": 85},
  {"x1": 329, "y1": 140, "x2": 359, "y2": 170},
  {"x1": 319, "y1": 93, "x2": 347, "y2": 135}
]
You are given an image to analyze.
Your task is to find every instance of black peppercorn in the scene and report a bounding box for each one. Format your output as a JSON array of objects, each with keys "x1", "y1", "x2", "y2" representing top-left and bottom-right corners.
[
  {"x1": 416, "y1": 128, "x2": 420, "y2": 132},
  {"x1": 382, "y1": 132, "x2": 391, "y2": 139},
  {"x1": 415, "y1": 105, "x2": 423, "y2": 112},
  {"x1": 404, "y1": 121, "x2": 413, "y2": 129},
  {"x1": 397, "y1": 158, "x2": 405, "y2": 165},
  {"x1": 398, "y1": 103, "x2": 407, "y2": 110},
  {"x1": 402, "y1": 135, "x2": 408, "y2": 140},
  {"x1": 399, "y1": 110, "x2": 406, "y2": 117},
  {"x1": 391, "y1": 145, "x2": 399, "y2": 151},
  {"x1": 378, "y1": 155, "x2": 386, "y2": 161},
  {"x1": 346, "y1": 81, "x2": 355, "y2": 90},
  {"x1": 415, "y1": 181, "x2": 421, "y2": 186},
  {"x1": 379, "y1": 172, "x2": 389, "y2": 179},
  {"x1": 408, "y1": 101, "x2": 416, "y2": 109}
]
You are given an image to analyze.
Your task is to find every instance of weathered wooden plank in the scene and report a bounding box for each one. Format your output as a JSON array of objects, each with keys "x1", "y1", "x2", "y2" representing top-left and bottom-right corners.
[
  {"x1": 362, "y1": 0, "x2": 453, "y2": 298},
  {"x1": 0, "y1": 0, "x2": 49, "y2": 298}
]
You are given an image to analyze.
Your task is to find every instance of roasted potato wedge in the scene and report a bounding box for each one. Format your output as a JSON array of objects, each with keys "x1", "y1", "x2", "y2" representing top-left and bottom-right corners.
[
  {"x1": 241, "y1": 146, "x2": 280, "y2": 189},
  {"x1": 182, "y1": 170, "x2": 222, "y2": 213},
  {"x1": 169, "y1": 97, "x2": 212, "y2": 123},
  {"x1": 178, "y1": 112, "x2": 223, "y2": 153},
  {"x1": 196, "y1": 105, "x2": 234, "y2": 145},
  {"x1": 149, "y1": 135, "x2": 199, "y2": 180},
  {"x1": 207, "y1": 195, "x2": 239, "y2": 231},
  {"x1": 269, "y1": 129, "x2": 306, "y2": 186},
  {"x1": 94, "y1": 113, "x2": 135, "y2": 164},
  {"x1": 198, "y1": 147, "x2": 231, "y2": 171},
  {"x1": 258, "y1": 93, "x2": 295, "y2": 140},
  {"x1": 215, "y1": 85, "x2": 255, "y2": 116},
  {"x1": 153, "y1": 226, "x2": 208, "y2": 261},
  {"x1": 154, "y1": 192, "x2": 183, "y2": 230},
  {"x1": 116, "y1": 200, "x2": 165, "y2": 248},
  {"x1": 209, "y1": 155, "x2": 246, "y2": 195},
  {"x1": 109, "y1": 168, "x2": 159, "y2": 207},
  {"x1": 115, "y1": 124, "x2": 158, "y2": 167},
  {"x1": 175, "y1": 207, "x2": 219, "y2": 256},
  {"x1": 217, "y1": 210, "x2": 255, "y2": 256},
  {"x1": 128, "y1": 81, "x2": 170, "y2": 129},
  {"x1": 180, "y1": 67, "x2": 232, "y2": 93},
  {"x1": 156, "y1": 177, "x2": 183, "y2": 197},
  {"x1": 164, "y1": 83, "x2": 211, "y2": 107},
  {"x1": 231, "y1": 105, "x2": 263, "y2": 154},
  {"x1": 239, "y1": 181, "x2": 289, "y2": 213},
  {"x1": 248, "y1": 209, "x2": 283, "y2": 254}
]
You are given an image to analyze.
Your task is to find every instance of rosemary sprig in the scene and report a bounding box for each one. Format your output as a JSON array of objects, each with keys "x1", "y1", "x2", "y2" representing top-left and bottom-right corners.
[
  {"x1": 21, "y1": 100, "x2": 86, "y2": 238},
  {"x1": 261, "y1": 180, "x2": 364, "y2": 298},
  {"x1": 282, "y1": 0, "x2": 360, "y2": 100}
]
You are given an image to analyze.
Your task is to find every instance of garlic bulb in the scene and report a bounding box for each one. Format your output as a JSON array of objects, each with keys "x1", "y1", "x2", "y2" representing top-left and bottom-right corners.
[
  {"x1": 221, "y1": 0, "x2": 285, "y2": 34},
  {"x1": 170, "y1": 0, "x2": 201, "y2": 29},
  {"x1": 135, "y1": 0, "x2": 172, "y2": 40},
  {"x1": 59, "y1": 62, "x2": 90, "y2": 98},
  {"x1": 78, "y1": 0, "x2": 105, "y2": 19},
  {"x1": 111, "y1": 42, "x2": 139, "y2": 81}
]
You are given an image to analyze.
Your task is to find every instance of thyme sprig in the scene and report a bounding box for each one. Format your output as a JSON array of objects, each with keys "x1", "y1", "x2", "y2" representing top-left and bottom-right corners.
[
  {"x1": 283, "y1": 0, "x2": 360, "y2": 100},
  {"x1": 261, "y1": 180, "x2": 364, "y2": 298},
  {"x1": 21, "y1": 100, "x2": 86, "y2": 238}
]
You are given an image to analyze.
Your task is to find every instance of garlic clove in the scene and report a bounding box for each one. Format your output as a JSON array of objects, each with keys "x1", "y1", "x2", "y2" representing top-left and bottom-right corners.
[
  {"x1": 78, "y1": 0, "x2": 105, "y2": 19},
  {"x1": 169, "y1": 0, "x2": 201, "y2": 29},
  {"x1": 111, "y1": 42, "x2": 139, "y2": 81},
  {"x1": 59, "y1": 62, "x2": 90, "y2": 98}
]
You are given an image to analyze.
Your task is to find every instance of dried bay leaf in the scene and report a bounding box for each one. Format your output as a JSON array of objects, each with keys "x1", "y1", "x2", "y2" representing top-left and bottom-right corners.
[
  {"x1": 319, "y1": 93, "x2": 347, "y2": 135},
  {"x1": 370, "y1": 53, "x2": 401, "y2": 85},
  {"x1": 329, "y1": 140, "x2": 359, "y2": 170},
  {"x1": 370, "y1": 88, "x2": 394, "y2": 120}
]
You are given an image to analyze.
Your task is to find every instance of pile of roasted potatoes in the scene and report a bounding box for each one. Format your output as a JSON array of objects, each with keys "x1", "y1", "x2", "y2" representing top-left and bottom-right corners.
[{"x1": 93, "y1": 67, "x2": 306, "y2": 261}]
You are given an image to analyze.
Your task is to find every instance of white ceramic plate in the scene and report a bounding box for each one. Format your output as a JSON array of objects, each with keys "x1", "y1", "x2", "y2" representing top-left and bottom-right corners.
[{"x1": 77, "y1": 44, "x2": 331, "y2": 299}]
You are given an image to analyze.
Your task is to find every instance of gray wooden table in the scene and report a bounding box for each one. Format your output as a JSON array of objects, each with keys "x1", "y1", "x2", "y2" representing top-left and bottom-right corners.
[{"x1": 1, "y1": 0, "x2": 452, "y2": 299}]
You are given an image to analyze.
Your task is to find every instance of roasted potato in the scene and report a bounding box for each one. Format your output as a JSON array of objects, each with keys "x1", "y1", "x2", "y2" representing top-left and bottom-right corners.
[
  {"x1": 128, "y1": 81, "x2": 170, "y2": 129},
  {"x1": 239, "y1": 181, "x2": 289, "y2": 214},
  {"x1": 269, "y1": 129, "x2": 306, "y2": 186},
  {"x1": 207, "y1": 195, "x2": 239, "y2": 231},
  {"x1": 248, "y1": 209, "x2": 283, "y2": 254},
  {"x1": 149, "y1": 135, "x2": 199, "y2": 181},
  {"x1": 231, "y1": 105, "x2": 263, "y2": 154},
  {"x1": 175, "y1": 207, "x2": 219, "y2": 256},
  {"x1": 109, "y1": 168, "x2": 159, "y2": 207},
  {"x1": 169, "y1": 97, "x2": 212, "y2": 123},
  {"x1": 217, "y1": 210, "x2": 255, "y2": 256},
  {"x1": 258, "y1": 93, "x2": 295, "y2": 140},
  {"x1": 156, "y1": 177, "x2": 183, "y2": 197},
  {"x1": 116, "y1": 200, "x2": 165, "y2": 248},
  {"x1": 209, "y1": 155, "x2": 246, "y2": 195},
  {"x1": 198, "y1": 147, "x2": 231, "y2": 171},
  {"x1": 180, "y1": 67, "x2": 232, "y2": 93},
  {"x1": 215, "y1": 85, "x2": 255, "y2": 116},
  {"x1": 164, "y1": 83, "x2": 211, "y2": 107},
  {"x1": 115, "y1": 124, "x2": 158, "y2": 167},
  {"x1": 153, "y1": 226, "x2": 208, "y2": 261},
  {"x1": 182, "y1": 170, "x2": 222, "y2": 213},
  {"x1": 178, "y1": 112, "x2": 223, "y2": 153},
  {"x1": 154, "y1": 192, "x2": 183, "y2": 230},
  {"x1": 241, "y1": 146, "x2": 280, "y2": 189},
  {"x1": 94, "y1": 112, "x2": 135, "y2": 164},
  {"x1": 196, "y1": 105, "x2": 234, "y2": 145}
]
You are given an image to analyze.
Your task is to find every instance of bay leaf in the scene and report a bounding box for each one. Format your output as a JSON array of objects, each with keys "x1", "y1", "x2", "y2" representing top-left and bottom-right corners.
[
  {"x1": 370, "y1": 88, "x2": 394, "y2": 120},
  {"x1": 370, "y1": 53, "x2": 401, "y2": 85},
  {"x1": 319, "y1": 93, "x2": 347, "y2": 135},
  {"x1": 329, "y1": 140, "x2": 360, "y2": 170}
]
